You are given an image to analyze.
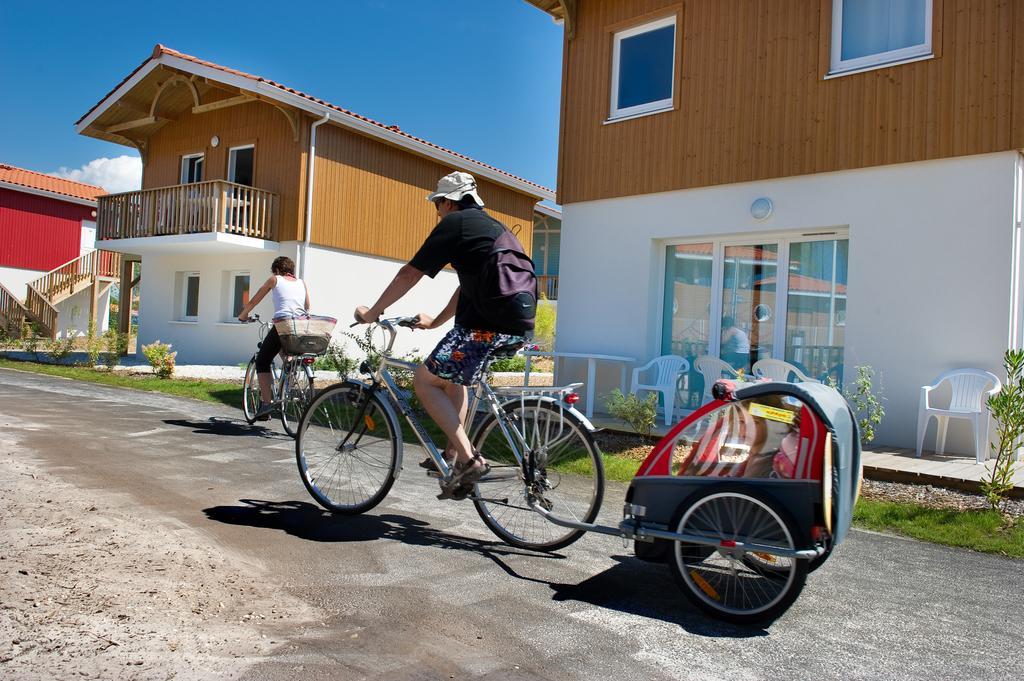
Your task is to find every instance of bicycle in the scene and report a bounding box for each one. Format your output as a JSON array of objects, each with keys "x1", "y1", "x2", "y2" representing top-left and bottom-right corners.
[
  {"x1": 294, "y1": 316, "x2": 605, "y2": 552},
  {"x1": 241, "y1": 314, "x2": 318, "y2": 437}
]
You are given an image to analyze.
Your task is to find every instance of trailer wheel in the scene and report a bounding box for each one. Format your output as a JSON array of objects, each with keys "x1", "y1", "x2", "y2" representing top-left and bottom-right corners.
[{"x1": 668, "y1": 485, "x2": 808, "y2": 624}]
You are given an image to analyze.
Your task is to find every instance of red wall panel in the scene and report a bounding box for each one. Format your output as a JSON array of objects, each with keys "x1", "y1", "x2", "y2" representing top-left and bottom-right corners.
[{"x1": 0, "y1": 188, "x2": 94, "y2": 271}]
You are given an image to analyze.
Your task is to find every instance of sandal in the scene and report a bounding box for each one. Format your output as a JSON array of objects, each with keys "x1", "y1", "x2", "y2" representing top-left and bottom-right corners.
[
  {"x1": 437, "y1": 453, "x2": 490, "y2": 500},
  {"x1": 419, "y1": 448, "x2": 456, "y2": 471}
]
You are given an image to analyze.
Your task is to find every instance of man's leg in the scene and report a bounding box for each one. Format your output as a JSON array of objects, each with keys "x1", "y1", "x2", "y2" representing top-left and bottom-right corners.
[{"x1": 414, "y1": 364, "x2": 473, "y2": 464}]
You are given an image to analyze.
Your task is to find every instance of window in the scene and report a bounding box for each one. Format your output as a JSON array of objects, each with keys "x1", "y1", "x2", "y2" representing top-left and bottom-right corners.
[
  {"x1": 662, "y1": 234, "x2": 849, "y2": 409},
  {"x1": 231, "y1": 272, "x2": 251, "y2": 318},
  {"x1": 830, "y1": 0, "x2": 932, "y2": 75},
  {"x1": 610, "y1": 15, "x2": 676, "y2": 120},
  {"x1": 181, "y1": 153, "x2": 204, "y2": 184},
  {"x1": 228, "y1": 145, "x2": 255, "y2": 186},
  {"x1": 181, "y1": 272, "x2": 200, "y2": 321}
]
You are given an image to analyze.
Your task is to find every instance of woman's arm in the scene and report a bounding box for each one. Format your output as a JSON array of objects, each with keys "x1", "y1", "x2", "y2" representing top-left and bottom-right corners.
[
  {"x1": 304, "y1": 280, "x2": 311, "y2": 312},
  {"x1": 238, "y1": 276, "x2": 276, "y2": 321}
]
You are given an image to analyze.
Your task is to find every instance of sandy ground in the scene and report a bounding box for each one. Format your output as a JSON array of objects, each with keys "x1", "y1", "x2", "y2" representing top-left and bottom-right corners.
[{"x1": 0, "y1": 439, "x2": 320, "y2": 680}]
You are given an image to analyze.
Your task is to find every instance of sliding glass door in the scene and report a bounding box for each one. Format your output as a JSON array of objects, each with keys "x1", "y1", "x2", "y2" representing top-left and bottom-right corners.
[{"x1": 662, "y1": 233, "x2": 849, "y2": 405}]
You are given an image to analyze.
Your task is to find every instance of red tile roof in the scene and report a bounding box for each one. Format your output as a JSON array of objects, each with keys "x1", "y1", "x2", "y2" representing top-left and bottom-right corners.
[
  {"x1": 0, "y1": 163, "x2": 105, "y2": 202},
  {"x1": 78, "y1": 45, "x2": 553, "y2": 197}
]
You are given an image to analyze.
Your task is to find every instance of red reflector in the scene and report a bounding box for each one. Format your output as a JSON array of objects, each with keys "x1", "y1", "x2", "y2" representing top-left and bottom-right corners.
[
  {"x1": 302, "y1": 357, "x2": 316, "y2": 365},
  {"x1": 564, "y1": 393, "x2": 580, "y2": 404},
  {"x1": 720, "y1": 539, "x2": 737, "y2": 548}
]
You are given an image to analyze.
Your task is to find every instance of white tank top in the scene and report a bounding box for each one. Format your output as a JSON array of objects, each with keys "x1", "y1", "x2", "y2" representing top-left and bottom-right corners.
[{"x1": 271, "y1": 276, "x2": 307, "y2": 318}]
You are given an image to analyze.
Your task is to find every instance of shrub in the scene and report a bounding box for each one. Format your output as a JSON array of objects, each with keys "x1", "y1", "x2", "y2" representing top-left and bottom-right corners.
[
  {"x1": 102, "y1": 329, "x2": 129, "y2": 371},
  {"x1": 827, "y1": 365, "x2": 885, "y2": 444},
  {"x1": 489, "y1": 355, "x2": 527, "y2": 373},
  {"x1": 605, "y1": 389, "x2": 659, "y2": 438},
  {"x1": 19, "y1": 322, "x2": 41, "y2": 359},
  {"x1": 45, "y1": 333, "x2": 76, "y2": 364},
  {"x1": 141, "y1": 340, "x2": 176, "y2": 379},
  {"x1": 84, "y1": 320, "x2": 103, "y2": 367},
  {"x1": 314, "y1": 338, "x2": 358, "y2": 377},
  {"x1": 533, "y1": 295, "x2": 556, "y2": 351},
  {"x1": 983, "y1": 349, "x2": 1024, "y2": 512}
]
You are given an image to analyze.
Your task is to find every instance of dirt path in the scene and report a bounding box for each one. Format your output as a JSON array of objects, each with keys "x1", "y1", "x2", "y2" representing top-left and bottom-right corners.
[{"x1": 0, "y1": 433, "x2": 319, "y2": 680}]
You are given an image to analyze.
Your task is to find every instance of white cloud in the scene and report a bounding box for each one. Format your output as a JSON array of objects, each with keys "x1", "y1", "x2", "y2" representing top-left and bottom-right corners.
[{"x1": 50, "y1": 155, "x2": 142, "y2": 194}]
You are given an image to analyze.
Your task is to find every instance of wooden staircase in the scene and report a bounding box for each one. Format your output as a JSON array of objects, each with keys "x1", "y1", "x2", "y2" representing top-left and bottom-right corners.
[
  {"x1": 14, "y1": 250, "x2": 123, "y2": 339},
  {"x1": 0, "y1": 283, "x2": 29, "y2": 338}
]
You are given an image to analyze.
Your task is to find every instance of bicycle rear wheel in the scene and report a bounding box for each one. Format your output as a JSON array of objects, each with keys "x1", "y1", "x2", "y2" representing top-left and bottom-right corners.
[
  {"x1": 281, "y1": 364, "x2": 314, "y2": 437},
  {"x1": 296, "y1": 381, "x2": 399, "y2": 514},
  {"x1": 242, "y1": 358, "x2": 261, "y2": 424},
  {"x1": 471, "y1": 400, "x2": 604, "y2": 551}
]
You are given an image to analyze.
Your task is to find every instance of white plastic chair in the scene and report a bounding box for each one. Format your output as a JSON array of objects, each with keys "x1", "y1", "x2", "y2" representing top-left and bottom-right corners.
[
  {"x1": 751, "y1": 358, "x2": 821, "y2": 384},
  {"x1": 630, "y1": 355, "x2": 691, "y2": 425},
  {"x1": 916, "y1": 369, "x2": 1001, "y2": 464},
  {"x1": 693, "y1": 355, "x2": 740, "y2": 405}
]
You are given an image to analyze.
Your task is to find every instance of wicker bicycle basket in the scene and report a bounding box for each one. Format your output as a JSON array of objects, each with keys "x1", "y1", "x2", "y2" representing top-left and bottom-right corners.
[{"x1": 273, "y1": 314, "x2": 337, "y2": 356}]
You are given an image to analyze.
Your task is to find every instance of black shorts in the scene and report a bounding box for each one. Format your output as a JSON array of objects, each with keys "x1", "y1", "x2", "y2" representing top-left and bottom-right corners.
[{"x1": 255, "y1": 327, "x2": 281, "y2": 372}]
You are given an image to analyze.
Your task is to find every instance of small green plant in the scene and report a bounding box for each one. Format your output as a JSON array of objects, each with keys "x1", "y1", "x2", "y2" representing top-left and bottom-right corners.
[
  {"x1": 20, "y1": 321, "x2": 42, "y2": 359},
  {"x1": 533, "y1": 295, "x2": 557, "y2": 351},
  {"x1": 141, "y1": 340, "x2": 176, "y2": 379},
  {"x1": 314, "y1": 338, "x2": 357, "y2": 377},
  {"x1": 827, "y1": 365, "x2": 885, "y2": 444},
  {"x1": 605, "y1": 389, "x2": 659, "y2": 438},
  {"x1": 85, "y1": 320, "x2": 103, "y2": 367},
  {"x1": 102, "y1": 329, "x2": 129, "y2": 371},
  {"x1": 489, "y1": 355, "x2": 527, "y2": 373},
  {"x1": 45, "y1": 333, "x2": 76, "y2": 364},
  {"x1": 982, "y1": 349, "x2": 1024, "y2": 513}
]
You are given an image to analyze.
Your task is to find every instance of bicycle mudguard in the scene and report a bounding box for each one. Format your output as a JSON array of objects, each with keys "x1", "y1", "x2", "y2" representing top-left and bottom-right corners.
[{"x1": 497, "y1": 394, "x2": 597, "y2": 432}]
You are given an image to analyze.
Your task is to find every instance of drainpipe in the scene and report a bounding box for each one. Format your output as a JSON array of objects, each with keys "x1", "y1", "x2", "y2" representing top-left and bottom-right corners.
[{"x1": 299, "y1": 110, "x2": 331, "y2": 279}]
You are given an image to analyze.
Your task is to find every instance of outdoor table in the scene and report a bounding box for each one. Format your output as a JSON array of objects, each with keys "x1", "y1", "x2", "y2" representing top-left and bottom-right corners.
[{"x1": 523, "y1": 350, "x2": 636, "y2": 419}]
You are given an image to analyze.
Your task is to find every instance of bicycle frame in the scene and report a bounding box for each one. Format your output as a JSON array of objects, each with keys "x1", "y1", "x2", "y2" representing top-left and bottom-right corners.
[{"x1": 359, "y1": 318, "x2": 587, "y2": 484}]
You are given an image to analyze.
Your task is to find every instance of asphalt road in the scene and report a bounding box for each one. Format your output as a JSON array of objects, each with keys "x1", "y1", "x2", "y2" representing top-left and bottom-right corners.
[{"x1": 1, "y1": 367, "x2": 1022, "y2": 680}]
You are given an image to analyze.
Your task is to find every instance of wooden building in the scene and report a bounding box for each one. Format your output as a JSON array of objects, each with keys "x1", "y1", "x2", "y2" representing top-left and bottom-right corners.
[
  {"x1": 524, "y1": 0, "x2": 1024, "y2": 452},
  {"x1": 76, "y1": 45, "x2": 553, "y2": 363}
]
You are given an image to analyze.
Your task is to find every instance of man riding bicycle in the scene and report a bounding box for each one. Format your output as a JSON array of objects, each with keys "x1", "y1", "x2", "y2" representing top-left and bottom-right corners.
[{"x1": 355, "y1": 171, "x2": 536, "y2": 499}]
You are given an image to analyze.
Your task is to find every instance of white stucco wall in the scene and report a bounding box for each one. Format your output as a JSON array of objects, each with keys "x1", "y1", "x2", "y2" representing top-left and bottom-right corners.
[
  {"x1": 135, "y1": 243, "x2": 460, "y2": 365},
  {"x1": 0, "y1": 265, "x2": 43, "y2": 296},
  {"x1": 556, "y1": 151, "x2": 1022, "y2": 450},
  {"x1": 55, "y1": 286, "x2": 111, "y2": 338}
]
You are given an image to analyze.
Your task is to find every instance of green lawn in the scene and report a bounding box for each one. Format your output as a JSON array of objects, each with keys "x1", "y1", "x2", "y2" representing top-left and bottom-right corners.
[{"x1": 3, "y1": 356, "x2": 1021, "y2": 558}]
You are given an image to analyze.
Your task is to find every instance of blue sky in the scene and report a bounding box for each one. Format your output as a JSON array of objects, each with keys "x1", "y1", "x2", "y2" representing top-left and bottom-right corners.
[{"x1": 0, "y1": 0, "x2": 563, "y2": 192}]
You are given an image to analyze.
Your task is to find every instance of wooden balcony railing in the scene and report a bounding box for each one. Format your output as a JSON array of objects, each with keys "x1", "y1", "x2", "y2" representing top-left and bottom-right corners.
[
  {"x1": 27, "y1": 249, "x2": 123, "y2": 305},
  {"x1": 97, "y1": 180, "x2": 278, "y2": 241},
  {"x1": 538, "y1": 275, "x2": 558, "y2": 300}
]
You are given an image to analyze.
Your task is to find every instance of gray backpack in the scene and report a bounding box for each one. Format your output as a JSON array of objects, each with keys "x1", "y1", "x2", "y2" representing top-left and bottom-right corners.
[{"x1": 471, "y1": 227, "x2": 537, "y2": 334}]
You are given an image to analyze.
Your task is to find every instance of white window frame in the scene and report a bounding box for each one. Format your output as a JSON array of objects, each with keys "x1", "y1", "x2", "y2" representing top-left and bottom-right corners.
[
  {"x1": 180, "y1": 153, "x2": 204, "y2": 184},
  {"x1": 181, "y1": 272, "x2": 201, "y2": 322},
  {"x1": 829, "y1": 0, "x2": 933, "y2": 77},
  {"x1": 229, "y1": 270, "x2": 251, "y2": 320},
  {"x1": 609, "y1": 15, "x2": 677, "y2": 121},
  {"x1": 658, "y1": 229, "x2": 849, "y2": 366},
  {"x1": 227, "y1": 144, "x2": 255, "y2": 185}
]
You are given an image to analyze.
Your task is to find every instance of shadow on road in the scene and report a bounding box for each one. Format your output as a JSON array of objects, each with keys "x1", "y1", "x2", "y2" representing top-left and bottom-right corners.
[
  {"x1": 204, "y1": 499, "x2": 770, "y2": 637},
  {"x1": 163, "y1": 417, "x2": 290, "y2": 439},
  {"x1": 203, "y1": 498, "x2": 565, "y2": 561}
]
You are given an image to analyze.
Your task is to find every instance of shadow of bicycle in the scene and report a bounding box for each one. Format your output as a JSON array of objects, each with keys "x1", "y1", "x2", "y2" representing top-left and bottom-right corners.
[
  {"x1": 163, "y1": 417, "x2": 289, "y2": 439},
  {"x1": 202, "y1": 498, "x2": 565, "y2": 562}
]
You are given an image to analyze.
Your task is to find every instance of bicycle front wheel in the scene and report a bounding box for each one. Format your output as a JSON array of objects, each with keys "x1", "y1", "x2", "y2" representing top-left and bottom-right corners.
[
  {"x1": 242, "y1": 358, "x2": 261, "y2": 424},
  {"x1": 296, "y1": 382, "x2": 399, "y2": 514},
  {"x1": 281, "y1": 364, "x2": 314, "y2": 437},
  {"x1": 472, "y1": 400, "x2": 604, "y2": 551}
]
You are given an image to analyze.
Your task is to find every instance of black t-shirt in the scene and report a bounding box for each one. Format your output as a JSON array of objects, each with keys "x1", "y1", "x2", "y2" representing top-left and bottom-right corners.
[{"x1": 408, "y1": 208, "x2": 506, "y2": 330}]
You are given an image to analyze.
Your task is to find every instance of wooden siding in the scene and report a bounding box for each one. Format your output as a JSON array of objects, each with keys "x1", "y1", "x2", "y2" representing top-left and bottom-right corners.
[
  {"x1": 557, "y1": 0, "x2": 1022, "y2": 204},
  {"x1": 143, "y1": 95, "x2": 308, "y2": 241},
  {"x1": 310, "y1": 124, "x2": 538, "y2": 262},
  {"x1": 0, "y1": 188, "x2": 92, "y2": 271}
]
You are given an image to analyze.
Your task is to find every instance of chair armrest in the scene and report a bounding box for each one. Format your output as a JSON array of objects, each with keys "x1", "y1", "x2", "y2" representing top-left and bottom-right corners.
[{"x1": 920, "y1": 385, "x2": 933, "y2": 409}]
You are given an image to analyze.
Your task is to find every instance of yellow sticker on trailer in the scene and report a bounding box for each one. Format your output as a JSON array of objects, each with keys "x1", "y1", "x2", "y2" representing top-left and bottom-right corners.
[{"x1": 749, "y1": 403, "x2": 796, "y2": 424}]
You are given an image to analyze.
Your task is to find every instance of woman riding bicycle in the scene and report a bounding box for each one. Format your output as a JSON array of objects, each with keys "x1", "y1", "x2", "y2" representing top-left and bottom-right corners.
[{"x1": 237, "y1": 256, "x2": 311, "y2": 420}]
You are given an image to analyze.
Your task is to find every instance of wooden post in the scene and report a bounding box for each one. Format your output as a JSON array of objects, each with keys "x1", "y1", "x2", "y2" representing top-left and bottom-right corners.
[
  {"x1": 89, "y1": 253, "x2": 99, "y2": 336},
  {"x1": 218, "y1": 182, "x2": 228, "y2": 232},
  {"x1": 118, "y1": 259, "x2": 132, "y2": 338}
]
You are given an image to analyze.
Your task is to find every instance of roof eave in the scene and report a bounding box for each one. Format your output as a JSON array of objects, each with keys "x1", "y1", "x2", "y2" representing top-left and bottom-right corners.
[
  {"x1": 0, "y1": 180, "x2": 99, "y2": 207},
  {"x1": 76, "y1": 52, "x2": 555, "y2": 203}
]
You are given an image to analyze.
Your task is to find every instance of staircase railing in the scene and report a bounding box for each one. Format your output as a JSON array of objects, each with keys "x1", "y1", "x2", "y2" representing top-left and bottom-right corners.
[
  {"x1": 27, "y1": 249, "x2": 123, "y2": 305},
  {"x1": 0, "y1": 283, "x2": 28, "y2": 338},
  {"x1": 25, "y1": 285, "x2": 58, "y2": 339}
]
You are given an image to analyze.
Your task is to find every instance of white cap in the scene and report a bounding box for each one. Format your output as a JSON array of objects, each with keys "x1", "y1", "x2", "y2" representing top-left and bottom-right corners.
[{"x1": 426, "y1": 171, "x2": 484, "y2": 207}]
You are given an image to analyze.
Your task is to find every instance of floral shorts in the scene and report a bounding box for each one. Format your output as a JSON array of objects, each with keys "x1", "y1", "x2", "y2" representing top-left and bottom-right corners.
[{"x1": 425, "y1": 326, "x2": 526, "y2": 386}]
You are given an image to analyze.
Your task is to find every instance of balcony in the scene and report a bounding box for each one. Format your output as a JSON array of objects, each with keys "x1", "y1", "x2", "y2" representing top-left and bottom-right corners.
[{"x1": 97, "y1": 180, "x2": 279, "y2": 254}]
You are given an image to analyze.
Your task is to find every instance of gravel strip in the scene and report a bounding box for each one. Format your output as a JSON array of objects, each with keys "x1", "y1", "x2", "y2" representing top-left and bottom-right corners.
[{"x1": 861, "y1": 478, "x2": 1024, "y2": 518}]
